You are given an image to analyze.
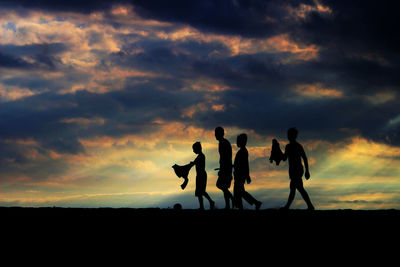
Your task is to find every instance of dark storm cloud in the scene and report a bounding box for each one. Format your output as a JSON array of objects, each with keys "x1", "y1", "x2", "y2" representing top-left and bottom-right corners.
[
  {"x1": 200, "y1": 89, "x2": 399, "y2": 143},
  {"x1": 0, "y1": 43, "x2": 67, "y2": 70},
  {"x1": 1, "y1": 0, "x2": 400, "y2": 146},
  {"x1": 0, "y1": 0, "x2": 320, "y2": 38},
  {"x1": 2, "y1": 0, "x2": 399, "y2": 49},
  {"x1": 0, "y1": 52, "x2": 33, "y2": 69},
  {"x1": 293, "y1": 0, "x2": 400, "y2": 55},
  {"x1": 128, "y1": 0, "x2": 290, "y2": 38},
  {"x1": 0, "y1": 80, "x2": 204, "y2": 153},
  {"x1": 0, "y1": 43, "x2": 67, "y2": 56},
  {"x1": 0, "y1": 75, "x2": 206, "y2": 180},
  {"x1": 0, "y1": 0, "x2": 115, "y2": 14},
  {"x1": 108, "y1": 24, "x2": 400, "y2": 145},
  {"x1": 0, "y1": 139, "x2": 69, "y2": 180},
  {"x1": 2, "y1": 72, "x2": 87, "y2": 92}
]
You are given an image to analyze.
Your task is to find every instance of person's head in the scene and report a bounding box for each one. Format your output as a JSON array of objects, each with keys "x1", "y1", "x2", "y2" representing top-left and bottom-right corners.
[
  {"x1": 272, "y1": 138, "x2": 278, "y2": 145},
  {"x1": 237, "y1": 133, "x2": 247, "y2": 148},
  {"x1": 215, "y1": 126, "x2": 224, "y2": 141},
  {"x1": 192, "y1": 141, "x2": 202, "y2": 154},
  {"x1": 287, "y1": 127, "x2": 298, "y2": 142}
]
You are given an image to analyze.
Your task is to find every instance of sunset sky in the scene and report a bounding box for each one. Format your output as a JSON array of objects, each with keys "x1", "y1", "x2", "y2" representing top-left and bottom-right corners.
[{"x1": 1, "y1": 0, "x2": 399, "y2": 209}]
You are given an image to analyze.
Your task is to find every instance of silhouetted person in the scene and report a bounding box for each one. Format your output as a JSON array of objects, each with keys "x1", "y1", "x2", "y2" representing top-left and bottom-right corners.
[
  {"x1": 215, "y1": 126, "x2": 234, "y2": 209},
  {"x1": 233, "y1": 133, "x2": 262, "y2": 210},
  {"x1": 281, "y1": 128, "x2": 314, "y2": 210},
  {"x1": 269, "y1": 139, "x2": 283, "y2": 166},
  {"x1": 189, "y1": 142, "x2": 215, "y2": 210}
]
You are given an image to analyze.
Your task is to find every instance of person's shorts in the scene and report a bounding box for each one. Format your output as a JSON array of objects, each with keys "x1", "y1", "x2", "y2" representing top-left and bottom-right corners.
[
  {"x1": 289, "y1": 178, "x2": 304, "y2": 190},
  {"x1": 216, "y1": 170, "x2": 232, "y2": 189},
  {"x1": 195, "y1": 175, "x2": 207, "y2": 197},
  {"x1": 289, "y1": 166, "x2": 304, "y2": 180}
]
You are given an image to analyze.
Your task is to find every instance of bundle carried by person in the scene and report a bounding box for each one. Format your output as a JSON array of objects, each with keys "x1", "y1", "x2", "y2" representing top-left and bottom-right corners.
[
  {"x1": 172, "y1": 163, "x2": 193, "y2": 190},
  {"x1": 269, "y1": 139, "x2": 283, "y2": 166}
]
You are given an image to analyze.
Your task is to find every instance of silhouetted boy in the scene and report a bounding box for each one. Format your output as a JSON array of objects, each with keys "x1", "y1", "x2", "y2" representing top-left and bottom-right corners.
[
  {"x1": 189, "y1": 142, "x2": 215, "y2": 210},
  {"x1": 282, "y1": 128, "x2": 314, "y2": 210},
  {"x1": 233, "y1": 133, "x2": 262, "y2": 210},
  {"x1": 215, "y1": 126, "x2": 234, "y2": 209},
  {"x1": 269, "y1": 139, "x2": 283, "y2": 166}
]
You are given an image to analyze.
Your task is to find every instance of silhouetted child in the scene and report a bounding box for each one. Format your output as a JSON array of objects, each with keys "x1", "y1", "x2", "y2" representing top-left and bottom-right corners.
[
  {"x1": 281, "y1": 128, "x2": 314, "y2": 210},
  {"x1": 269, "y1": 139, "x2": 283, "y2": 166},
  {"x1": 189, "y1": 142, "x2": 215, "y2": 210},
  {"x1": 233, "y1": 133, "x2": 262, "y2": 210}
]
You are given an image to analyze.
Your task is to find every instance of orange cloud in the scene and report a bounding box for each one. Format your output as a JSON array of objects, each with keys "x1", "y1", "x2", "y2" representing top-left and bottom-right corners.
[
  {"x1": 59, "y1": 117, "x2": 106, "y2": 126},
  {"x1": 260, "y1": 34, "x2": 319, "y2": 61},
  {"x1": 212, "y1": 104, "x2": 225, "y2": 112},
  {"x1": 0, "y1": 84, "x2": 36, "y2": 101},
  {"x1": 157, "y1": 27, "x2": 319, "y2": 59},
  {"x1": 291, "y1": 83, "x2": 344, "y2": 99},
  {"x1": 287, "y1": 0, "x2": 332, "y2": 21},
  {"x1": 184, "y1": 79, "x2": 231, "y2": 92}
]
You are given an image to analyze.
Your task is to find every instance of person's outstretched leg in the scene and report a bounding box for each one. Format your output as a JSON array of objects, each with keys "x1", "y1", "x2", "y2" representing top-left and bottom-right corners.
[
  {"x1": 198, "y1": 196, "x2": 204, "y2": 210},
  {"x1": 284, "y1": 189, "x2": 295, "y2": 209},
  {"x1": 203, "y1": 192, "x2": 215, "y2": 210},
  {"x1": 242, "y1": 191, "x2": 262, "y2": 210},
  {"x1": 222, "y1": 189, "x2": 233, "y2": 209},
  {"x1": 233, "y1": 183, "x2": 244, "y2": 210},
  {"x1": 298, "y1": 185, "x2": 314, "y2": 210},
  {"x1": 283, "y1": 180, "x2": 296, "y2": 209},
  {"x1": 235, "y1": 196, "x2": 243, "y2": 210}
]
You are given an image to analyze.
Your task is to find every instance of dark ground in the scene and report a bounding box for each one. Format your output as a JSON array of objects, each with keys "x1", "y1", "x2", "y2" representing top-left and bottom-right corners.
[
  {"x1": 3, "y1": 207, "x2": 399, "y2": 234},
  {"x1": 2, "y1": 207, "x2": 398, "y2": 261}
]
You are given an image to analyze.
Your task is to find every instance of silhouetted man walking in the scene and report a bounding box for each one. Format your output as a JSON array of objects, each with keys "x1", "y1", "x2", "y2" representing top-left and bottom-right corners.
[
  {"x1": 215, "y1": 126, "x2": 234, "y2": 209},
  {"x1": 282, "y1": 127, "x2": 314, "y2": 210},
  {"x1": 233, "y1": 133, "x2": 262, "y2": 210}
]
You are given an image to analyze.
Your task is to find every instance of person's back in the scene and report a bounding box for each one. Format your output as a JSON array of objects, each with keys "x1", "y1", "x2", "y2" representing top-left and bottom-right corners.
[
  {"x1": 194, "y1": 152, "x2": 206, "y2": 176},
  {"x1": 234, "y1": 147, "x2": 249, "y2": 184},
  {"x1": 285, "y1": 141, "x2": 305, "y2": 175},
  {"x1": 219, "y1": 137, "x2": 232, "y2": 171}
]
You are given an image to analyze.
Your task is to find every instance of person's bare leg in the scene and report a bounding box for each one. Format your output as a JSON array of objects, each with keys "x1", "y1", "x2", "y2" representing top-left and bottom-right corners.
[
  {"x1": 203, "y1": 192, "x2": 215, "y2": 209},
  {"x1": 283, "y1": 180, "x2": 296, "y2": 209},
  {"x1": 222, "y1": 189, "x2": 233, "y2": 209},
  {"x1": 242, "y1": 191, "x2": 262, "y2": 210},
  {"x1": 198, "y1": 196, "x2": 204, "y2": 210},
  {"x1": 298, "y1": 185, "x2": 314, "y2": 210},
  {"x1": 284, "y1": 189, "x2": 295, "y2": 209}
]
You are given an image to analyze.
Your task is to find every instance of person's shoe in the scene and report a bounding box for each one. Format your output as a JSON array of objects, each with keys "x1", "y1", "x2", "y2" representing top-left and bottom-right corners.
[
  {"x1": 255, "y1": 201, "x2": 262, "y2": 211},
  {"x1": 307, "y1": 205, "x2": 315, "y2": 211},
  {"x1": 231, "y1": 197, "x2": 236, "y2": 209}
]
